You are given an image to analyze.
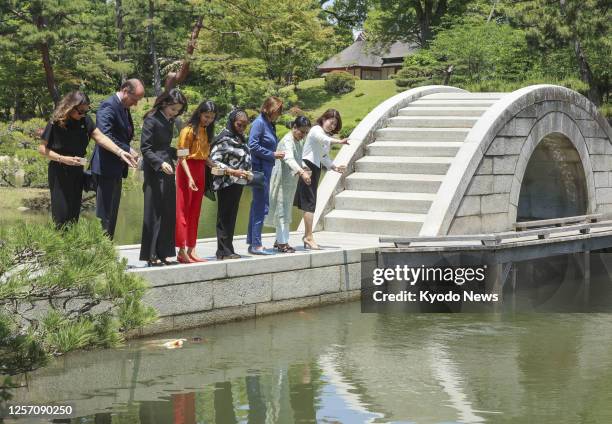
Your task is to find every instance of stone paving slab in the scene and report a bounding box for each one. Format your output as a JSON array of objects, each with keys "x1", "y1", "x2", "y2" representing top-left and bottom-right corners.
[{"x1": 119, "y1": 231, "x2": 384, "y2": 271}]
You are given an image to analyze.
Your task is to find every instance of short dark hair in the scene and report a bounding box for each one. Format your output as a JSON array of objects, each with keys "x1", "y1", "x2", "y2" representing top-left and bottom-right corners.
[
  {"x1": 316, "y1": 109, "x2": 342, "y2": 134},
  {"x1": 287, "y1": 115, "x2": 311, "y2": 130}
]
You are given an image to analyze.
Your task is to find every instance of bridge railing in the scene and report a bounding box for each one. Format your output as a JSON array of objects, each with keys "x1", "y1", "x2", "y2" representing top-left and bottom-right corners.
[{"x1": 381, "y1": 214, "x2": 612, "y2": 247}]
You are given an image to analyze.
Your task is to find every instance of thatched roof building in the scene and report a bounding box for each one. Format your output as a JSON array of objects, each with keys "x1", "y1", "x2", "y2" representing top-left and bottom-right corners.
[{"x1": 318, "y1": 33, "x2": 417, "y2": 80}]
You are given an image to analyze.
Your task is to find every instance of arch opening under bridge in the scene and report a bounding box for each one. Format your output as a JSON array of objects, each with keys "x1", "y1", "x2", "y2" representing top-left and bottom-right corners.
[{"x1": 517, "y1": 132, "x2": 588, "y2": 221}]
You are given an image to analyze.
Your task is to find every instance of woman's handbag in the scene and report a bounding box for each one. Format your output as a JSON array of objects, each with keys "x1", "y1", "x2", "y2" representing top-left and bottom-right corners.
[{"x1": 246, "y1": 171, "x2": 265, "y2": 188}]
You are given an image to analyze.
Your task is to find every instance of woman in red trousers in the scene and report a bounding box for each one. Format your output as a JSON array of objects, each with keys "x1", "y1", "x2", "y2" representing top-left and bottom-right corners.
[{"x1": 176, "y1": 100, "x2": 218, "y2": 263}]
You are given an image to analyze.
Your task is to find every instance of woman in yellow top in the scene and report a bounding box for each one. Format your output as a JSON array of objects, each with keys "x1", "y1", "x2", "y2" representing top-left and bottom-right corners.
[{"x1": 175, "y1": 100, "x2": 218, "y2": 263}]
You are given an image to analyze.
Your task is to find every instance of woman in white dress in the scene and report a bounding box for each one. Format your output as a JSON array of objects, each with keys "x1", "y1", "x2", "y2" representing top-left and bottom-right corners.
[{"x1": 265, "y1": 116, "x2": 312, "y2": 253}]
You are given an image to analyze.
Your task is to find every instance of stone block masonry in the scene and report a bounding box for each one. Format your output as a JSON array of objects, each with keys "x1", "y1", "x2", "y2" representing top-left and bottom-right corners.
[{"x1": 129, "y1": 243, "x2": 373, "y2": 337}]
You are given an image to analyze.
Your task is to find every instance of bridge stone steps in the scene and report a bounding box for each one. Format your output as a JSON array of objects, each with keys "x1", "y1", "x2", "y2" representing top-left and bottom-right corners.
[
  {"x1": 345, "y1": 172, "x2": 443, "y2": 193},
  {"x1": 335, "y1": 190, "x2": 435, "y2": 213},
  {"x1": 420, "y1": 92, "x2": 506, "y2": 100},
  {"x1": 375, "y1": 127, "x2": 470, "y2": 141},
  {"x1": 398, "y1": 107, "x2": 489, "y2": 117},
  {"x1": 366, "y1": 141, "x2": 463, "y2": 157},
  {"x1": 408, "y1": 99, "x2": 498, "y2": 108},
  {"x1": 320, "y1": 90, "x2": 507, "y2": 237},
  {"x1": 355, "y1": 156, "x2": 452, "y2": 175},
  {"x1": 324, "y1": 210, "x2": 426, "y2": 236},
  {"x1": 388, "y1": 116, "x2": 479, "y2": 128},
  {"x1": 367, "y1": 141, "x2": 463, "y2": 157}
]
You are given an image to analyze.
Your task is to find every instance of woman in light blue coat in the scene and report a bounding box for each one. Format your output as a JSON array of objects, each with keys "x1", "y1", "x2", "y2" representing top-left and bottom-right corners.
[{"x1": 264, "y1": 116, "x2": 312, "y2": 253}]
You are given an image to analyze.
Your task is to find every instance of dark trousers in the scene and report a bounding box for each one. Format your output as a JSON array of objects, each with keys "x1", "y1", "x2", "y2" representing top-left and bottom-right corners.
[
  {"x1": 95, "y1": 175, "x2": 122, "y2": 239},
  {"x1": 216, "y1": 183, "x2": 243, "y2": 257},
  {"x1": 48, "y1": 162, "x2": 84, "y2": 228},
  {"x1": 247, "y1": 162, "x2": 273, "y2": 247},
  {"x1": 139, "y1": 171, "x2": 176, "y2": 261}
]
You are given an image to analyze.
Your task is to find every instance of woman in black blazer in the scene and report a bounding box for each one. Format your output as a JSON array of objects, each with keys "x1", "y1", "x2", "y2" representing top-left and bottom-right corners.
[{"x1": 139, "y1": 89, "x2": 188, "y2": 266}]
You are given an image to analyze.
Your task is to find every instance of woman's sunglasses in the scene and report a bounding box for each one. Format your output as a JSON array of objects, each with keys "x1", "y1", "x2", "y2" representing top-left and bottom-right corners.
[{"x1": 74, "y1": 108, "x2": 90, "y2": 116}]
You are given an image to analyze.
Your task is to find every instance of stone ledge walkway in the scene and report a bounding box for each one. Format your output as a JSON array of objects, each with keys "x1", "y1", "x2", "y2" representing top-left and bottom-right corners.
[{"x1": 119, "y1": 231, "x2": 384, "y2": 270}]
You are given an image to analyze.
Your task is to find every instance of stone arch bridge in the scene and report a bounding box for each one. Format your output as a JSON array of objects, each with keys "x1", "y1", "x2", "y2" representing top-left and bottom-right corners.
[{"x1": 308, "y1": 85, "x2": 612, "y2": 237}]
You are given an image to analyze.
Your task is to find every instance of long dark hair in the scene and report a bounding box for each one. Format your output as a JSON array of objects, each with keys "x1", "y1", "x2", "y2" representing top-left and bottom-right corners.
[
  {"x1": 316, "y1": 108, "x2": 342, "y2": 134},
  {"x1": 187, "y1": 100, "x2": 217, "y2": 143},
  {"x1": 145, "y1": 88, "x2": 188, "y2": 119}
]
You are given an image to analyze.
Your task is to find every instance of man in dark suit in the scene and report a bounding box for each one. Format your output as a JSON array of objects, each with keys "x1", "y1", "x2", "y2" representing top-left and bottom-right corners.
[{"x1": 91, "y1": 79, "x2": 144, "y2": 239}]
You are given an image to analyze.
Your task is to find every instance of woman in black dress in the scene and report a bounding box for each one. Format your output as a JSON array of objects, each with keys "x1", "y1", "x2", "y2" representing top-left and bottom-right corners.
[
  {"x1": 209, "y1": 109, "x2": 252, "y2": 260},
  {"x1": 139, "y1": 89, "x2": 188, "y2": 266},
  {"x1": 38, "y1": 91, "x2": 137, "y2": 228}
]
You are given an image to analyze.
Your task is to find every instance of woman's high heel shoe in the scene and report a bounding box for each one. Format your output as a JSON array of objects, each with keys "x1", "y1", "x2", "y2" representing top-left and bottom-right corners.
[{"x1": 302, "y1": 237, "x2": 322, "y2": 250}]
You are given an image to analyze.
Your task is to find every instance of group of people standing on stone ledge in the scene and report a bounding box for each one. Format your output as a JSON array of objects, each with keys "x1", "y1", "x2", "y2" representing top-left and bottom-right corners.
[{"x1": 38, "y1": 79, "x2": 349, "y2": 266}]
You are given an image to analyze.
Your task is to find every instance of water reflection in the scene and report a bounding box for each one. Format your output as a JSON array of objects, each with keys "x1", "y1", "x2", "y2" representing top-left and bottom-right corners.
[{"x1": 9, "y1": 303, "x2": 612, "y2": 424}]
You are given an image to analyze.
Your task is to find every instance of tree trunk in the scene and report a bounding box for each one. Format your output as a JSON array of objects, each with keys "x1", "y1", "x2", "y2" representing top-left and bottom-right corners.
[
  {"x1": 115, "y1": 0, "x2": 126, "y2": 82},
  {"x1": 573, "y1": 38, "x2": 601, "y2": 106},
  {"x1": 164, "y1": 16, "x2": 204, "y2": 91},
  {"x1": 35, "y1": 14, "x2": 59, "y2": 105},
  {"x1": 148, "y1": 0, "x2": 162, "y2": 96},
  {"x1": 415, "y1": 0, "x2": 434, "y2": 46}
]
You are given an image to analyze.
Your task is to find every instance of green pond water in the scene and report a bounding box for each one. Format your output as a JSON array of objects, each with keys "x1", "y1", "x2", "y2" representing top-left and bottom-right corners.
[
  {"x1": 7, "y1": 302, "x2": 612, "y2": 423},
  {"x1": 0, "y1": 180, "x2": 303, "y2": 245}
]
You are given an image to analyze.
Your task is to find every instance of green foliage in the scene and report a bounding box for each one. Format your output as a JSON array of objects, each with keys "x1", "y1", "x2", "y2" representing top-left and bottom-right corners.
[
  {"x1": 599, "y1": 103, "x2": 612, "y2": 119},
  {"x1": 0, "y1": 219, "x2": 156, "y2": 365},
  {"x1": 364, "y1": 0, "x2": 471, "y2": 46},
  {"x1": 509, "y1": 0, "x2": 611, "y2": 105},
  {"x1": 278, "y1": 86, "x2": 299, "y2": 108},
  {"x1": 429, "y1": 18, "x2": 534, "y2": 85},
  {"x1": 0, "y1": 119, "x2": 47, "y2": 187},
  {"x1": 324, "y1": 72, "x2": 357, "y2": 94},
  {"x1": 395, "y1": 50, "x2": 445, "y2": 88}
]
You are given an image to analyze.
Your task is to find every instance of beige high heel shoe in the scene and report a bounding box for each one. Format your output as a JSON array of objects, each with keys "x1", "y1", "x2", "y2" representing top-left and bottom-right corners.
[{"x1": 302, "y1": 236, "x2": 322, "y2": 250}]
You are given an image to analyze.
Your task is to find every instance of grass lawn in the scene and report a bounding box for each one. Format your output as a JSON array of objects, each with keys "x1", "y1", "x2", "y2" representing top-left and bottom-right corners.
[
  {"x1": 297, "y1": 78, "x2": 397, "y2": 127},
  {"x1": 276, "y1": 78, "x2": 399, "y2": 140}
]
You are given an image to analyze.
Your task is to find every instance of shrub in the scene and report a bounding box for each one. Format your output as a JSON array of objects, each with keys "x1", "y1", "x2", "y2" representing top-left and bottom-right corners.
[
  {"x1": 324, "y1": 71, "x2": 356, "y2": 94},
  {"x1": 0, "y1": 220, "x2": 157, "y2": 361},
  {"x1": 245, "y1": 109, "x2": 260, "y2": 121},
  {"x1": 279, "y1": 86, "x2": 299, "y2": 108},
  {"x1": 395, "y1": 50, "x2": 444, "y2": 89},
  {"x1": 339, "y1": 123, "x2": 356, "y2": 138},
  {"x1": 288, "y1": 106, "x2": 305, "y2": 116}
]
